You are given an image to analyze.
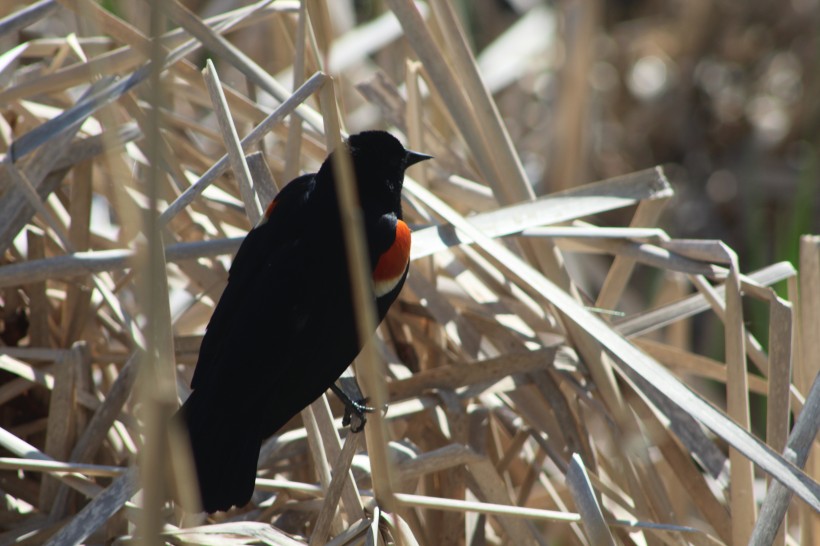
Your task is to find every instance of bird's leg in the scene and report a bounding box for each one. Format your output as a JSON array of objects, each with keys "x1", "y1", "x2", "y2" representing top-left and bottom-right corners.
[{"x1": 330, "y1": 383, "x2": 375, "y2": 433}]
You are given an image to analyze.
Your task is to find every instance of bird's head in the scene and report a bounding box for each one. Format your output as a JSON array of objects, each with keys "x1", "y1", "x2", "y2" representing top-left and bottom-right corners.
[{"x1": 321, "y1": 131, "x2": 431, "y2": 219}]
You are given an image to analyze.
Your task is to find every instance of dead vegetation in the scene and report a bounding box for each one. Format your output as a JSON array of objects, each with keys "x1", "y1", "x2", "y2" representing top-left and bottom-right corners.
[{"x1": 0, "y1": 1, "x2": 818, "y2": 545}]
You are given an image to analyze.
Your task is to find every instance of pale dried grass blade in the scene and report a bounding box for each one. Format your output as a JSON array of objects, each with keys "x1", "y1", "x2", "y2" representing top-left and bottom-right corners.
[
  {"x1": 70, "y1": 353, "x2": 137, "y2": 464},
  {"x1": 767, "y1": 296, "x2": 794, "y2": 456},
  {"x1": 796, "y1": 235, "x2": 820, "y2": 542},
  {"x1": 394, "y1": 491, "x2": 583, "y2": 523},
  {"x1": 722, "y1": 251, "x2": 757, "y2": 545},
  {"x1": 764, "y1": 294, "x2": 794, "y2": 546},
  {"x1": 246, "y1": 151, "x2": 280, "y2": 205},
  {"x1": 411, "y1": 167, "x2": 673, "y2": 261},
  {"x1": 203, "y1": 59, "x2": 261, "y2": 224},
  {"x1": 0, "y1": 353, "x2": 54, "y2": 390},
  {"x1": 0, "y1": 237, "x2": 243, "y2": 288},
  {"x1": 308, "y1": 395, "x2": 365, "y2": 521},
  {"x1": 0, "y1": 457, "x2": 125, "y2": 477},
  {"x1": 466, "y1": 458, "x2": 535, "y2": 543},
  {"x1": 310, "y1": 432, "x2": 362, "y2": 546},
  {"x1": 0, "y1": 426, "x2": 101, "y2": 498},
  {"x1": 301, "y1": 402, "x2": 344, "y2": 536},
  {"x1": 39, "y1": 342, "x2": 82, "y2": 512},
  {"x1": 324, "y1": 517, "x2": 372, "y2": 546},
  {"x1": 0, "y1": 0, "x2": 58, "y2": 39},
  {"x1": 550, "y1": 236, "x2": 727, "y2": 278},
  {"x1": 545, "y1": 1, "x2": 597, "y2": 194},
  {"x1": 24, "y1": 227, "x2": 50, "y2": 346},
  {"x1": 283, "y1": 0, "x2": 307, "y2": 182},
  {"x1": 797, "y1": 235, "x2": 820, "y2": 397},
  {"x1": 0, "y1": 43, "x2": 29, "y2": 83},
  {"x1": 566, "y1": 453, "x2": 616, "y2": 546},
  {"x1": 136, "y1": 0, "x2": 180, "y2": 537}
]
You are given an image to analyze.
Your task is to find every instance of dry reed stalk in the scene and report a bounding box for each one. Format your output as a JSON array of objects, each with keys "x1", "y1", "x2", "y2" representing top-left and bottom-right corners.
[
  {"x1": 721, "y1": 250, "x2": 757, "y2": 544},
  {"x1": 0, "y1": 1, "x2": 817, "y2": 545},
  {"x1": 203, "y1": 59, "x2": 262, "y2": 224},
  {"x1": 796, "y1": 236, "x2": 820, "y2": 543},
  {"x1": 283, "y1": 0, "x2": 307, "y2": 183}
]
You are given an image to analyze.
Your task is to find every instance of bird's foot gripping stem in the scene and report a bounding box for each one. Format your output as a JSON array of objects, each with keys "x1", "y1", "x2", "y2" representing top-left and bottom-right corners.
[{"x1": 330, "y1": 384, "x2": 376, "y2": 433}]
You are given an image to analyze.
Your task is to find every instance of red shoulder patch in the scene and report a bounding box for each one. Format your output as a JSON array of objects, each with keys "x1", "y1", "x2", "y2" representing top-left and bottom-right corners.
[{"x1": 373, "y1": 220, "x2": 411, "y2": 296}]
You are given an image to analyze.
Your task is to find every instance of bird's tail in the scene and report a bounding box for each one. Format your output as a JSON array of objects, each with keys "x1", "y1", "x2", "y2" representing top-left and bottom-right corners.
[{"x1": 174, "y1": 390, "x2": 262, "y2": 513}]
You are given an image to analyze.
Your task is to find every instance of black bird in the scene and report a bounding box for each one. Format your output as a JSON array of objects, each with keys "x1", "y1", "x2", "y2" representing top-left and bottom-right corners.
[{"x1": 176, "y1": 130, "x2": 430, "y2": 513}]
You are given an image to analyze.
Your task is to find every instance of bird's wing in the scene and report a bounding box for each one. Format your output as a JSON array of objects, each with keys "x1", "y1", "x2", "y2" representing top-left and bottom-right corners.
[{"x1": 190, "y1": 174, "x2": 316, "y2": 391}]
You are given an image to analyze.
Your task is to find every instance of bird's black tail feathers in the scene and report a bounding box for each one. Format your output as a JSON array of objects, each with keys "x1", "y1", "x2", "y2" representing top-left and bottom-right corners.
[{"x1": 175, "y1": 390, "x2": 262, "y2": 513}]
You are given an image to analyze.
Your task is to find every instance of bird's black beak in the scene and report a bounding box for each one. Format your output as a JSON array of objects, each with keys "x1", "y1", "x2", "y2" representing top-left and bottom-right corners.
[{"x1": 405, "y1": 150, "x2": 433, "y2": 167}]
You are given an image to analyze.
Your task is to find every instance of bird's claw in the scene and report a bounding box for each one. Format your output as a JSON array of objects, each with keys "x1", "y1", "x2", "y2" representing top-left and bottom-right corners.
[
  {"x1": 330, "y1": 384, "x2": 389, "y2": 433},
  {"x1": 343, "y1": 397, "x2": 374, "y2": 432}
]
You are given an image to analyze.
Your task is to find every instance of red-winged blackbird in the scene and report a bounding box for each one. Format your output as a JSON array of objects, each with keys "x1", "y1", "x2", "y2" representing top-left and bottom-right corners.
[{"x1": 176, "y1": 130, "x2": 431, "y2": 513}]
